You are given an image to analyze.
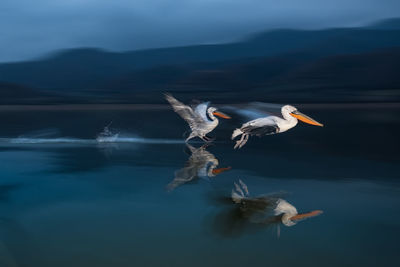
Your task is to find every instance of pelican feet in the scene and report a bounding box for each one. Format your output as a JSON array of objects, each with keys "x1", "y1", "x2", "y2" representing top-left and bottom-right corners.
[
  {"x1": 234, "y1": 133, "x2": 249, "y2": 149},
  {"x1": 202, "y1": 135, "x2": 216, "y2": 143}
]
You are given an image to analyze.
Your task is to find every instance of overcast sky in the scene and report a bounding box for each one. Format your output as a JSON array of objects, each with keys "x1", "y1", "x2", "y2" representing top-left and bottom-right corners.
[{"x1": 1, "y1": 0, "x2": 399, "y2": 62}]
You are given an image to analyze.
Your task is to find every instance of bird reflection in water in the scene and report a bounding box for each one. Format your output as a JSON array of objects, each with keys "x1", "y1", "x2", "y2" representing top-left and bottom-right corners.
[
  {"x1": 232, "y1": 179, "x2": 322, "y2": 226},
  {"x1": 210, "y1": 180, "x2": 322, "y2": 238},
  {"x1": 166, "y1": 144, "x2": 231, "y2": 191}
]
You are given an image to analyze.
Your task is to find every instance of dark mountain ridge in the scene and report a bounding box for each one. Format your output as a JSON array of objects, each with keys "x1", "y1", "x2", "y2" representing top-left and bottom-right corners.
[
  {"x1": 0, "y1": 18, "x2": 400, "y2": 104},
  {"x1": 102, "y1": 48, "x2": 400, "y2": 103},
  {"x1": 1, "y1": 24, "x2": 400, "y2": 91}
]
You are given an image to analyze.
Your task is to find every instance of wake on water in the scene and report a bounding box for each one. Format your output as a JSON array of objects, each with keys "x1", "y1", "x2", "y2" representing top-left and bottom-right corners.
[{"x1": 0, "y1": 136, "x2": 185, "y2": 145}]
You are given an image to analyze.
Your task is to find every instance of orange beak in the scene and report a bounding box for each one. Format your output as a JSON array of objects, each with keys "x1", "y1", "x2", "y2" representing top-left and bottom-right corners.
[
  {"x1": 289, "y1": 210, "x2": 323, "y2": 221},
  {"x1": 213, "y1": 111, "x2": 231, "y2": 119},
  {"x1": 211, "y1": 166, "x2": 231, "y2": 175},
  {"x1": 290, "y1": 111, "x2": 323, "y2": 126}
]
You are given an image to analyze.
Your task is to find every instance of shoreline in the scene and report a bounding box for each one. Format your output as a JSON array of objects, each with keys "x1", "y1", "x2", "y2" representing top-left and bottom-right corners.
[{"x1": 0, "y1": 102, "x2": 400, "y2": 111}]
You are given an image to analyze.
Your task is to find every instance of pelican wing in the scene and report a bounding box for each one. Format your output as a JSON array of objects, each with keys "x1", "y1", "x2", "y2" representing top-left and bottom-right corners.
[
  {"x1": 241, "y1": 124, "x2": 279, "y2": 137},
  {"x1": 239, "y1": 116, "x2": 280, "y2": 136},
  {"x1": 165, "y1": 94, "x2": 206, "y2": 131},
  {"x1": 194, "y1": 102, "x2": 210, "y2": 122}
]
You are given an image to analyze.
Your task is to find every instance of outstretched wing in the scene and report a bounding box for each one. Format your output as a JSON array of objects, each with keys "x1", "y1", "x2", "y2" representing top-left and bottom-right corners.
[{"x1": 165, "y1": 94, "x2": 205, "y2": 131}]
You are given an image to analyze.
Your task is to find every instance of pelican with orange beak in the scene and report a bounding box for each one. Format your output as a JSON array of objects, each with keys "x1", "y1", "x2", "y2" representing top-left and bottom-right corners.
[
  {"x1": 165, "y1": 93, "x2": 231, "y2": 142},
  {"x1": 232, "y1": 105, "x2": 323, "y2": 149}
]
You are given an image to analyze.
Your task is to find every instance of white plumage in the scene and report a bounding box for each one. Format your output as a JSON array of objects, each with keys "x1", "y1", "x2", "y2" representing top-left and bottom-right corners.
[
  {"x1": 165, "y1": 93, "x2": 231, "y2": 142},
  {"x1": 232, "y1": 105, "x2": 323, "y2": 149}
]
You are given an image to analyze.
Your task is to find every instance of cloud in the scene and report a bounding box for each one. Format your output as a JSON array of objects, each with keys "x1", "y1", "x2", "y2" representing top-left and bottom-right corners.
[{"x1": 0, "y1": 0, "x2": 399, "y2": 62}]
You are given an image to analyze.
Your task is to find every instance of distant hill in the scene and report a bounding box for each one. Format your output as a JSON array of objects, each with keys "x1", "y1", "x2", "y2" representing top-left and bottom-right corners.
[
  {"x1": 1, "y1": 19, "x2": 400, "y2": 91},
  {"x1": 0, "y1": 18, "x2": 400, "y2": 104},
  {"x1": 98, "y1": 48, "x2": 400, "y2": 103},
  {"x1": 258, "y1": 48, "x2": 400, "y2": 102}
]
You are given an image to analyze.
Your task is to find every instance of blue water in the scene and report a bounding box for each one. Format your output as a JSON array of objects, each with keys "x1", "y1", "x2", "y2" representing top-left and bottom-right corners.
[{"x1": 0, "y1": 105, "x2": 399, "y2": 266}]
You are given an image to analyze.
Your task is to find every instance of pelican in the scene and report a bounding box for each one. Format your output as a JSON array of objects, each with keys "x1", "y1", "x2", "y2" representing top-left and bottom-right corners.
[
  {"x1": 166, "y1": 144, "x2": 231, "y2": 191},
  {"x1": 232, "y1": 105, "x2": 323, "y2": 149},
  {"x1": 165, "y1": 93, "x2": 231, "y2": 142},
  {"x1": 232, "y1": 180, "x2": 323, "y2": 227}
]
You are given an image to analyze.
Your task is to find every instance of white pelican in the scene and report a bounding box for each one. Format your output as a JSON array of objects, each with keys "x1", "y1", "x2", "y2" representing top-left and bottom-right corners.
[
  {"x1": 231, "y1": 179, "x2": 323, "y2": 227},
  {"x1": 165, "y1": 93, "x2": 231, "y2": 142},
  {"x1": 167, "y1": 144, "x2": 231, "y2": 191},
  {"x1": 232, "y1": 105, "x2": 323, "y2": 149}
]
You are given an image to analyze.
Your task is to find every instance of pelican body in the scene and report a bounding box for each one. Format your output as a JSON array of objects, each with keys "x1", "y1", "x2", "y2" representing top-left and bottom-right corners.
[
  {"x1": 232, "y1": 105, "x2": 323, "y2": 149},
  {"x1": 165, "y1": 94, "x2": 231, "y2": 142}
]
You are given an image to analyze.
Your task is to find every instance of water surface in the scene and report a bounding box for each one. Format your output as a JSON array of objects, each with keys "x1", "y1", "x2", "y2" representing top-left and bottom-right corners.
[{"x1": 0, "y1": 104, "x2": 399, "y2": 266}]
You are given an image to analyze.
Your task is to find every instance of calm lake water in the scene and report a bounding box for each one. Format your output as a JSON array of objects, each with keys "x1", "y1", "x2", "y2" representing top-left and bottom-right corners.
[{"x1": 0, "y1": 104, "x2": 399, "y2": 267}]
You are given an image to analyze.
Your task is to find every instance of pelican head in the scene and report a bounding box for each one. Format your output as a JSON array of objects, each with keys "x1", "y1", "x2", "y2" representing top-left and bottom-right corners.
[
  {"x1": 207, "y1": 107, "x2": 231, "y2": 120},
  {"x1": 282, "y1": 105, "x2": 323, "y2": 127}
]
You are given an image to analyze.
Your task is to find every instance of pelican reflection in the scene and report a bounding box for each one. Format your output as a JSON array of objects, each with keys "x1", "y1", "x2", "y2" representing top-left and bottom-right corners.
[
  {"x1": 209, "y1": 180, "x2": 322, "y2": 238},
  {"x1": 167, "y1": 144, "x2": 231, "y2": 191},
  {"x1": 232, "y1": 180, "x2": 322, "y2": 228}
]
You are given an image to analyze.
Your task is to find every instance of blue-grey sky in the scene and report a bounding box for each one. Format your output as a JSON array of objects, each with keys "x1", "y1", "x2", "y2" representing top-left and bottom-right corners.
[{"x1": 1, "y1": 0, "x2": 399, "y2": 62}]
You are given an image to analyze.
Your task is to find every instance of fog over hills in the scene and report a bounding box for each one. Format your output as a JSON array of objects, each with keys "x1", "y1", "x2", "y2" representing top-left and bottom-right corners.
[{"x1": 1, "y1": 18, "x2": 400, "y2": 104}]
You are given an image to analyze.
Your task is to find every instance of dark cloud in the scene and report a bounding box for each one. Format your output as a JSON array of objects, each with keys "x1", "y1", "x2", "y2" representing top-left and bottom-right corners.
[{"x1": 0, "y1": 0, "x2": 399, "y2": 62}]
